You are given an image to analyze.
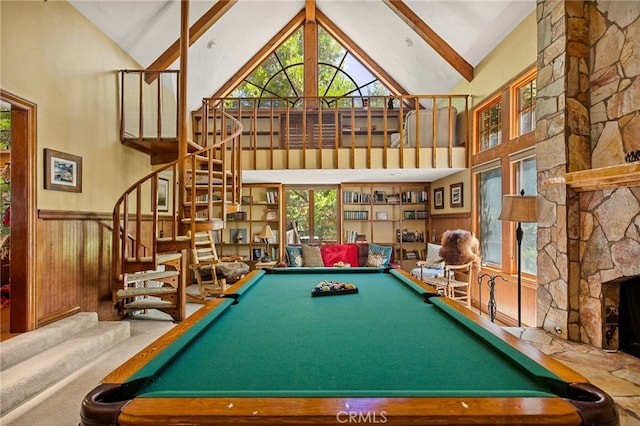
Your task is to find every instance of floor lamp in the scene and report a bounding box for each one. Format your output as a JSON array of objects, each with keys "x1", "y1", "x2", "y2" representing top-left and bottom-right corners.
[
  {"x1": 258, "y1": 225, "x2": 275, "y2": 262},
  {"x1": 498, "y1": 190, "x2": 538, "y2": 327}
]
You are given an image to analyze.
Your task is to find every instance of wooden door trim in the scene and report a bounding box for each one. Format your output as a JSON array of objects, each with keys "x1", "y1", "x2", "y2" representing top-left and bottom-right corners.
[{"x1": 1, "y1": 89, "x2": 37, "y2": 332}]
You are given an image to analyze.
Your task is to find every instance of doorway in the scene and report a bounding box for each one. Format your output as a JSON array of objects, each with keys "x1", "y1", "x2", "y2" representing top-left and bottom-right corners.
[{"x1": 0, "y1": 90, "x2": 37, "y2": 336}]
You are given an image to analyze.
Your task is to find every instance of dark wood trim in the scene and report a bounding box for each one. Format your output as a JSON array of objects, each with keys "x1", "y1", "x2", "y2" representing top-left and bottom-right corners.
[
  {"x1": 37, "y1": 305, "x2": 81, "y2": 327},
  {"x1": 303, "y1": 0, "x2": 318, "y2": 102},
  {"x1": 38, "y1": 210, "x2": 112, "y2": 220},
  {"x1": 1, "y1": 90, "x2": 37, "y2": 333},
  {"x1": 144, "y1": 0, "x2": 238, "y2": 83}
]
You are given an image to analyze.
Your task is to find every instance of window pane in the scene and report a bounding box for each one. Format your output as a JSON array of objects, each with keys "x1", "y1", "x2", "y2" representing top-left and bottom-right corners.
[
  {"x1": 286, "y1": 188, "x2": 338, "y2": 245},
  {"x1": 313, "y1": 189, "x2": 338, "y2": 242},
  {"x1": 286, "y1": 189, "x2": 310, "y2": 243},
  {"x1": 519, "y1": 157, "x2": 537, "y2": 275},
  {"x1": 517, "y1": 79, "x2": 536, "y2": 136},
  {"x1": 479, "y1": 101, "x2": 502, "y2": 151},
  {"x1": 479, "y1": 168, "x2": 502, "y2": 265}
]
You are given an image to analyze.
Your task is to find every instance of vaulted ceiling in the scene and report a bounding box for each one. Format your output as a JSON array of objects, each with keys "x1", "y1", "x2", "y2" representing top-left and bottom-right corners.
[
  {"x1": 69, "y1": 0, "x2": 536, "y2": 183},
  {"x1": 70, "y1": 0, "x2": 536, "y2": 111}
]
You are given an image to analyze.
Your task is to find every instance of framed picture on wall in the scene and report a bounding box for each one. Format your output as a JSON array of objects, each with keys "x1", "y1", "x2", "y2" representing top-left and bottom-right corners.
[
  {"x1": 450, "y1": 182, "x2": 463, "y2": 208},
  {"x1": 44, "y1": 149, "x2": 82, "y2": 193},
  {"x1": 157, "y1": 178, "x2": 169, "y2": 212},
  {"x1": 434, "y1": 187, "x2": 444, "y2": 209}
]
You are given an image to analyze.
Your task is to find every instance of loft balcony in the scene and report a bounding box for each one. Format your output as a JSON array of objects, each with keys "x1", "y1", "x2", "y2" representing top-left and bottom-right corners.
[
  {"x1": 119, "y1": 71, "x2": 469, "y2": 172},
  {"x1": 196, "y1": 95, "x2": 470, "y2": 173}
]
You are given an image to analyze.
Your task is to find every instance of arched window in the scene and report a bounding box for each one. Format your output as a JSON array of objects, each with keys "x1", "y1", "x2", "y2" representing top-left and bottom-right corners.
[{"x1": 231, "y1": 26, "x2": 390, "y2": 108}]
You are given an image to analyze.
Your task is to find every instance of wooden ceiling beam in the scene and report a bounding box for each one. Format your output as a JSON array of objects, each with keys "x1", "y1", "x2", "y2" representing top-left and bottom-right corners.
[
  {"x1": 316, "y1": 9, "x2": 408, "y2": 96},
  {"x1": 144, "y1": 0, "x2": 237, "y2": 83},
  {"x1": 210, "y1": 10, "x2": 306, "y2": 100},
  {"x1": 304, "y1": 0, "x2": 318, "y2": 100},
  {"x1": 383, "y1": 0, "x2": 474, "y2": 82}
]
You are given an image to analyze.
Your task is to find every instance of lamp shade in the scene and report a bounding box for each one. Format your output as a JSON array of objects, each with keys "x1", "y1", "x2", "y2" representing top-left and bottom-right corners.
[
  {"x1": 499, "y1": 194, "x2": 538, "y2": 223},
  {"x1": 258, "y1": 225, "x2": 275, "y2": 239}
]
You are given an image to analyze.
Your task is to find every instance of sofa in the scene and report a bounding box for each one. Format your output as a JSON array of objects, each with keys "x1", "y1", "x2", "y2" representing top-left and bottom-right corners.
[{"x1": 285, "y1": 243, "x2": 401, "y2": 269}]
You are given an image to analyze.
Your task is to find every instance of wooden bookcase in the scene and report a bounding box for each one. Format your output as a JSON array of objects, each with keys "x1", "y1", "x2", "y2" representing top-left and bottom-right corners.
[
  {"x1": 220, "y1": 183, "x2": 283, "y2": 268},
  {"x1": 340, "y1": 183, "x2": 429, "y2": 270}
]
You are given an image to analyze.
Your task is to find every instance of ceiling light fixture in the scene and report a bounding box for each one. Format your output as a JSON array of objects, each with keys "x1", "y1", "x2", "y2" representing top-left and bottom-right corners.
[
  {"x1": 207, "y1": 39, "x2": 216, "y2": 49},
  {"x1": 404, "y1": 38, "x2": 413, "y2": 48}
]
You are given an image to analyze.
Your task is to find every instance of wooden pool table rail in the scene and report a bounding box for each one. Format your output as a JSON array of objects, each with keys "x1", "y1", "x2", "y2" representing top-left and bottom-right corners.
[
  {"x1": 114, "y1": 395, "x2": 586, "y2": 425},
  {"x1": 84, "y1": 269, "x2": 617, "y2": 426}
]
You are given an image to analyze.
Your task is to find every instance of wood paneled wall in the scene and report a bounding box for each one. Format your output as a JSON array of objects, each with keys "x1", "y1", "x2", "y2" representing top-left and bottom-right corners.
[
  {"x1": 430, "y1": 213, "x2": 472, "y2": 245},
  {"x1": 36, "y1": 210, "x2": 174, "y2": 326}
]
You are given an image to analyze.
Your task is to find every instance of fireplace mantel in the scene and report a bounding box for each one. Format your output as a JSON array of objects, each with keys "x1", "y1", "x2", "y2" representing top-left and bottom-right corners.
[{"x1": 545, "y1": 162, "x2": 640, "y2": 192}]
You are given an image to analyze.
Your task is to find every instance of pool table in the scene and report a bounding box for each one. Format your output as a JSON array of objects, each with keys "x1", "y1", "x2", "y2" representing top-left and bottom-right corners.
[{"x1": 81, "y1": 268, "x2": 618, "y2": 425}]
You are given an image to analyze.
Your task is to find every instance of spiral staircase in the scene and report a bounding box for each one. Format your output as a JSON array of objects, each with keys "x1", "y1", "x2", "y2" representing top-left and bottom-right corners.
[{"x1": 112, "y1": 70, "x2": 242, "y2": 321}]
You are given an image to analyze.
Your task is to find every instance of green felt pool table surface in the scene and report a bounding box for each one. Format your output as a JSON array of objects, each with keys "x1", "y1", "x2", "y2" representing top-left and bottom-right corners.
[{"x1": 81, "y1": 268, "x2": 619, "y2": 426}]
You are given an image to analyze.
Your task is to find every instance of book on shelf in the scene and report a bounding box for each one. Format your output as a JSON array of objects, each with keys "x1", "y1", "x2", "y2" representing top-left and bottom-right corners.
[
  {"x1": 401, "y1": 190, "x2": 428, "y2": 203},
  {"x1": 403, "y1": 210, "x2": 428, "y2": 220},
  {"x1": 385, "y1": 194, "x2": 400, "y2": 204},
  {"x1": 343, "y1": 210, "x2": 369, "y2": 220},
  {"x1": 265, "y1": 191, "x2": 279, "y2": 204},
  {"x1": 344, "y1": 230, "x2": 366, "y2": 243},
  {"x1": 343, "y1": 191, "x2": 371, "y2": 203}
]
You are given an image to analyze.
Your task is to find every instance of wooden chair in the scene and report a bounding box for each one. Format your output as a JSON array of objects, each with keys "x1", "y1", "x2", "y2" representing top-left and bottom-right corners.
[
  {"x1": 188, "y1": 231, "x2": 249, "y2": 302},
  {"x1": 416, "y1": 260, "x2": 475, "y2": 308}
]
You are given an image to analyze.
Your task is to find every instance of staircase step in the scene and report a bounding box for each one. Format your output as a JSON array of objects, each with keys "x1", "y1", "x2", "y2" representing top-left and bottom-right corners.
[
  {"x1": 180, "y1": 218, "x2": 225, "y2": 231},
  {"x1": 0, "y1": 317, "x2": 130, "y2": 417},
  {"x1": 123, "y1": 299, "x2": 175, "y2": 310},
  {"x1": 123, "y1": 270, "x2": 180, "y2": 284},
  {"x1": 116, "y1": 286, "x2": 177, "y2": 299},
  {"x1": 0, "y1": 312, "x2": 98, "y2": 372}
]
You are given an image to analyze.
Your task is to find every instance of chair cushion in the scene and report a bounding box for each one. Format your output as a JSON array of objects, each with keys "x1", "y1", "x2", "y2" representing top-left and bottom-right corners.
[
  {"x1": 320, "y1": 244, "x2": 359, "y2": 267},
  {"x1": 426, "y1": 243, "x2": 445, "y2": 269},
  {"x1": 215, "y1": 262, "x2": 249, "y2": 278},
  {"x1": 366, "y1": 243, "x2": 392, "y2": 267},
  {"x1": 285, "y1": 246, "x2": 303, "y2": 267},
  {"x1": 410, "y1": 267, "x2": 445, "y2": 280}
]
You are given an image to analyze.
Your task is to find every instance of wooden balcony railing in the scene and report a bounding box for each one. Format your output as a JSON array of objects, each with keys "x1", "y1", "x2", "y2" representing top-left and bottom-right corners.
[{"x1": 195, "y1": 95, "x2": 469, "y2": 171}]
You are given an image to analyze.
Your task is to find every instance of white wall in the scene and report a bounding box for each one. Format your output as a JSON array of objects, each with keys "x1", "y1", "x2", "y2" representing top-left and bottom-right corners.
[{"x1": 1, "y1": 0, "x2": 152, "y2": 212}]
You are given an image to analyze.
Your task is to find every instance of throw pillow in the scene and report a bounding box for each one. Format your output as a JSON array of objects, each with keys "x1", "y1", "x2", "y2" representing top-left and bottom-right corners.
[
  {"x1": 285, "y1": 246, "x2": 303, "y2": 267},
  {"x1": 320, "y1": 244, "x2": 359, "y2": 267},
  {"x1": 366, "y1": 243, "x2": 392, "y2": 267},
  {"x1": 302, "y1": 245, "x2": 324, "y2": 267},
  {"x1": 426, "y1": 243, "x2": 444, "y2": 269}
]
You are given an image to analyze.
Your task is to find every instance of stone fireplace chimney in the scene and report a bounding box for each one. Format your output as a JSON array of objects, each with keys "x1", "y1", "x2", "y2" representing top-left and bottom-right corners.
[{"x1": 536, "y1": 1, "x2": 640, "y2": 349}]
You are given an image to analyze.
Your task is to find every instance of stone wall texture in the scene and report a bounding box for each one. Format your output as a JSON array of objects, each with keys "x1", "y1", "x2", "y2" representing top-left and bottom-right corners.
[{"x1": 537, "y1": 0, "x2": 640, "y2": 348}]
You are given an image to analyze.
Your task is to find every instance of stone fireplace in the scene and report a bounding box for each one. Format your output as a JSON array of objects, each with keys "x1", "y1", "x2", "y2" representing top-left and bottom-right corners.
[
  {"x1": 536, "y1": 1, "x2": 640, "y2": 350},
  {"x1": 578, "y1": 187, "x2": 640, "y2": 350},
  {"x1": 603, "y1": 276, "x2": 640, "y2": 355}
]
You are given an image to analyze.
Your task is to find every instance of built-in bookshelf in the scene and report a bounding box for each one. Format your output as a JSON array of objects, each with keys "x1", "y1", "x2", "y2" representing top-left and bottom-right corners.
[
  {"x1": 340, "y1": 183, "x2": 430, "y2": 269},
  {"x1": 221, "y1": 183, "x2": 283, "y2": 267}
]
